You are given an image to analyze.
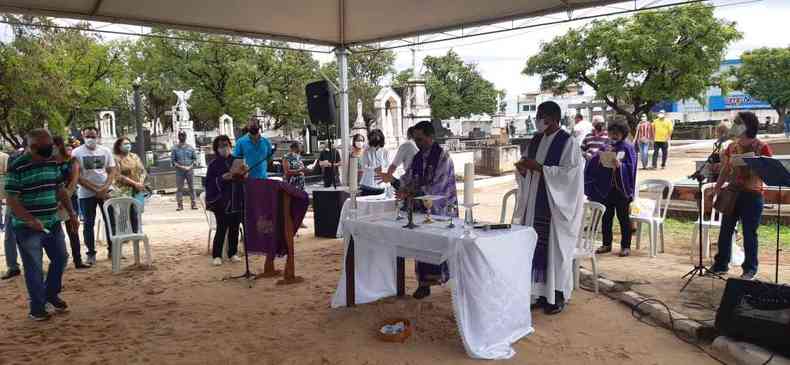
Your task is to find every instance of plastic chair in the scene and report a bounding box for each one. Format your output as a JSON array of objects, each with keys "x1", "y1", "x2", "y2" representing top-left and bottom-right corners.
[
  {"x1": 692, "y1": 183, "x2": 737, "y2": 259},
  {"x1": 102, "y1": 197, "x2": 151, "y2": 273},
  {"x1": 573, "y1": 201, "x2": 606, "y2": 294},
  {"x1": 198, "y1": 192, "x2": 217, "y2": 254},
  {"x1": 499, "y1": 188, "x2": 518, "y2": 224},
  {"x1": 631, "y1": 179, "x2": 674, "y2": 257}
]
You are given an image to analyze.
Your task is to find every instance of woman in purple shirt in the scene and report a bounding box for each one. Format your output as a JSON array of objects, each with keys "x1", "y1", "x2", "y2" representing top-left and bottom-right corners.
[{"x1": 584, "y1": 123, "x2": 637, "y2": 257}]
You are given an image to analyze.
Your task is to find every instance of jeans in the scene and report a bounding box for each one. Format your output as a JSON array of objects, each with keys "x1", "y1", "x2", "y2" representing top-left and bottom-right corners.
[
  {"x1": 784, "y1": 119, "x2": 790, "y2": 138},
  {"x1": 14, "y1": 224, "x2": 67, "y2": 315},
  {"x1": 637, "y1": 142, "x2": 650, "y2": 169},
  {"x1": 176, "y1": 170, "x2": 196, "y2": 207},
  {"x1": 80, "y1": 196, "x2": 112, "y2": 258},
  {"x1": 601, "y1": 189, "x2": 632, "y2": 249},
  {"x1": 652, "y1": 141, "x2": 669, "y2": 168},
  {"x1": 713, "y1": 192, "x2": 763, "y2": 274},
  {"x1": 3, "y1": 210, "x2": 19, "y2": 271},
  {"x1": 212, "y1": 210, "x2": 241, "y2": 259}
]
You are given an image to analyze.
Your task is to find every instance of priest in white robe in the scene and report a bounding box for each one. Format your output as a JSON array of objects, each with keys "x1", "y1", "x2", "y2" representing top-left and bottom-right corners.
[{"x1": 513, "y1": 101, "x2": 584, "y2": 315}]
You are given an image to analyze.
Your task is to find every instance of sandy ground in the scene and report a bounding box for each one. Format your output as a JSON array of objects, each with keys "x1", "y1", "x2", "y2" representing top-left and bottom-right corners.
[{"x1": 0, "y1": 185, "x2": 725, "y2": 364}]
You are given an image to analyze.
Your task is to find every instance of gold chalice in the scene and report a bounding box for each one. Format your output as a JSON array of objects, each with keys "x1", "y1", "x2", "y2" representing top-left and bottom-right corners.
[{"x1": 423, "y1": 199, "x2": 434, "y2": 224}]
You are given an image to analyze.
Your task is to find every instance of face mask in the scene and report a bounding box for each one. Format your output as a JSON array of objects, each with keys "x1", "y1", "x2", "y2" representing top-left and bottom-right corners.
[
  {"x1": 121, "y1": 144, "x2": 132, "y2": 153},
  {"x1": 248, "y1": 126, "x2": 260, "y2": 135},
  {"x1": 354, "y1": 141, "x2": 364, "y2": 149},
  {"x1": 85, "y1": 138, "x2": 97, "y2": 149},
  {"x1": 218, "y1": 147, "x2": 231, "y2": 157},
  {"x1": 535, "y1": 119, "x2": 546, "y2": 133},
  {"x1": 36, "y1": 144, "x2": 54, "y2": 158},
  {"x1": 732, "y1": 124, "x2": 746, "y2": 137}
]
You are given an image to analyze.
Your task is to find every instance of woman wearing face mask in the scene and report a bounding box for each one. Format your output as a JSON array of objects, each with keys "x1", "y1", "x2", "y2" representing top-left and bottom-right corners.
[
  {"x1": 711, "y1": 112, "x2": 773, "y2": 280},
  {"x1": 584, "y1": 123, "x2": 637, "y2": 257},
  {"x1": 359, "y1": 129, "x2": 389, "y2": 196},
  {"x1": 283, "y1": 142, "x2": 306, "y2": 191},
  {"x1": 205, "y1": 135, "x2": 242, "y2": 266},
  {"x1": 111, "y1": 137, "x2": 146, "y2": 237},
  {"x1": 53, "y1": 136, "x2": 91, "y2": 269},
  {"x1": 348, "y1": 134, "x2": 365, "y2": 185}
]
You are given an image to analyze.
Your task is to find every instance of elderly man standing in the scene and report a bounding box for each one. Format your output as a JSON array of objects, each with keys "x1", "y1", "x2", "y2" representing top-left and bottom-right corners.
[
  {"x1": 513, "y1": 101, "x2": 584, "y2": 315},
  {"x1": 6, "y1": 129, "x2": 78, "y2": 321},
  {"x1": 172, "y1": 130, "x2": 198, "y2": 211}
]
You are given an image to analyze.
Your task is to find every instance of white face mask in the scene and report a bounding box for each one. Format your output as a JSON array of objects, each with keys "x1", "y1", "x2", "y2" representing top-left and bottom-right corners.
[
  {"x1": 732, "y1": 124, "x2": 746, "y2": 137},
  {"x1": 535, "y1": 119, "x2": 547, "y2": 133},
  {"x1": 85, "y1": 138, "x2": 97, "y2": 149},
  {"x1": 354, "y1": 141, "x2": 364, "y2": 149}
]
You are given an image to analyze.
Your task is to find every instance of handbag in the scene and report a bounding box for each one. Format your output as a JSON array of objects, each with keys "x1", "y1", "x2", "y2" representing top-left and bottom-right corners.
[{"x1": 714, "y1": 187, "x2": 739, "y2": 216}]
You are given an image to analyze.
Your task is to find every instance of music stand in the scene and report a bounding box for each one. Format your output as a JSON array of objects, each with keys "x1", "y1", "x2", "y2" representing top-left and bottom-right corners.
[{"x1": 743, "y1": 157, "x2": 790, "y2": 284}]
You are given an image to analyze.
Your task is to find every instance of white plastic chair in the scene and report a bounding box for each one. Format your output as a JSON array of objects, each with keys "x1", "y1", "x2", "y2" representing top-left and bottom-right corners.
[
  {"x1": 102, "y1": 197, "x2": 151, "y2": 273},
  {"x1": 499, "y1": 188, "x2": 518, "y2": 224},
  {"x1": 631, "y1": 179, "x2": 674, "y2": 257},
  {"x1": 198, "y1": 192, "x2": 217, "y2": 254},
  {"x1": 573, "y1": 201, "x2": 606, "y2": 294},
  {"x1": 692, "y1": 183, "x2": 737, "y2": 259}
]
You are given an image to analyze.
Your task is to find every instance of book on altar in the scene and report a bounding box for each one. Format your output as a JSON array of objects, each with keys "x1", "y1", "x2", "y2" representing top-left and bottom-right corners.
[{"x1": 731, "y1": 152, "x2": 755, "y2": 167}]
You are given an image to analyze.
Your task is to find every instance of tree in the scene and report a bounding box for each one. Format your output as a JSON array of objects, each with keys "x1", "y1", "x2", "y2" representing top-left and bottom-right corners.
[
  {"x1": 423, "y1": 50, "x2": 503, "y2": 120},
  {"x1": 391, "y1": 68, "x2": 413, "y2": 89},
  {"x1": 523, "y1": 3, "x2": 741, "y2": 129},
  {"x1": 321, "y1": 49, "x2": 396, "y2": 126},
  {"x1": 731, "y1": 47, "x2": 790, "y2": 123}
]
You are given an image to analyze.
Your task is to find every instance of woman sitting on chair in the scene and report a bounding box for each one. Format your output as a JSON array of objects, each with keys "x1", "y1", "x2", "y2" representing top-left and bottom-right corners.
[
  {"x1": 584, "y1": 122, "x2": 637, "y2": 257},
  {"x1": 205, "y1": 135, "x2": 242, "y2": 266}
]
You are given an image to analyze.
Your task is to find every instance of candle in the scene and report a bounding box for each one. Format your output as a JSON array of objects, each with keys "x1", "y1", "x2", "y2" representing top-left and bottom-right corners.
[
  {"x1": 348, "y1": 157, "x2": 359, "y2": 192},
  {"x1": 464, "y1": 162, "x2": 474, "y2": 206}
]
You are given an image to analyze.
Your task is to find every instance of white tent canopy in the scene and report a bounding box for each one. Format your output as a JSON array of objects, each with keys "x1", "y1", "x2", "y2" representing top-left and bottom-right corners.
[
  {"x1": 0, "y1": 0, "x2": 619, "y2": 46},
  {"x1": 0, "y1": 0, "x2": 623, "y2": 176}
]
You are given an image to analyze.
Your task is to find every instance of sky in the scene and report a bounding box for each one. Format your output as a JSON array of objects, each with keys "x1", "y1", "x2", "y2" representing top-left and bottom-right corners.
[{"x1": 1, "y1": 0, "x2": 786, "y2": 114}]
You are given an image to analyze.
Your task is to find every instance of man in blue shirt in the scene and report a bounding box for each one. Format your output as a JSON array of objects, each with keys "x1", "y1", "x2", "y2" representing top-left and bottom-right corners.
[
  {"x1": 171, "y1": 131, "x2": 197, "y2": 211},
  {"x1": 233, "y1": 119, "x2": 272, "y2": 179}
]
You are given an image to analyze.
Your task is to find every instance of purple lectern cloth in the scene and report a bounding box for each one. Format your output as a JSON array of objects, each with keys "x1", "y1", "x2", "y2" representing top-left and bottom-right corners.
[{"x1": 244, "y1": 179, "x2": 309, "y2": 256}]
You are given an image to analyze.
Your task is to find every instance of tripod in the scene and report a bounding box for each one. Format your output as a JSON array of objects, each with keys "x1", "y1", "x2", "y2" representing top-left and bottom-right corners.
[{"x1": 681, "y1": 142, "x2": 725, "y2": 292}]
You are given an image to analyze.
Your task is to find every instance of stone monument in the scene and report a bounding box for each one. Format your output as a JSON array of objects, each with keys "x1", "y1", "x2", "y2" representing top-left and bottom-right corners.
[
  {"x1": 172, "y1": 89, "x2": 196, "y2": 148},
  {"x1": 96, "y1": 111, "x2": 117, "y2": 148},
  {"x1": 402, "y1": 49, "x2": 432, "y2": 132},
  {"x1": 219, "y1": 114, "x2": 235, "y2": 142},
  {"x1": 351, "y1": 98, "x2": 368, "y2": 140},
  {"x1": 373, "y1": 87, "x2": 403, "y2": 150}
]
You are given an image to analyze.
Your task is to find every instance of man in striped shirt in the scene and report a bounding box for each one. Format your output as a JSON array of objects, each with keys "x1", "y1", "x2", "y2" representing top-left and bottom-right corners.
[
  {"x1": 634, "y1": 115, "x2": 654, "y2": 169},
  {"x1": 5, "y1": 129, "x2": 78, "y2": 321},
  {"x1": 581, "y1": 118, "x2": 609, "y2": 160}
]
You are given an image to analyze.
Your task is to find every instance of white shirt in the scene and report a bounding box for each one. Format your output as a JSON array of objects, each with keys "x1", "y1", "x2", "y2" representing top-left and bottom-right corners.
[
  {"x1": 572, "y1": 120, "x2": 593, "y2": 142},
  {"x1": 390, "y1": 140, "x2": 419, "y2": 174},
  {"x1": 360, "y1": 147, "x2": 389, "y2": 188},
  {"x1": 72, "y1": 145, "x2": 116, "y2": 199}
]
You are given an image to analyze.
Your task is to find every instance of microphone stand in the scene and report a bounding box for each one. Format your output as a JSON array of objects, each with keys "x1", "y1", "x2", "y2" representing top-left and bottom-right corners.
[{"x1": 680, "y1": 141, "x2": 725, "y2": 292}]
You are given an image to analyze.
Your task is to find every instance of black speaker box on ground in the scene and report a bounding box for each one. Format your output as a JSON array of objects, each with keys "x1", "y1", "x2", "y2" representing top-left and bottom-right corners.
[
  {"x1": 313, "y1": 189, "x2": 349, "y2": 238},
  {"x1": 306, "y1": 80, "x2": 337, "y2": 126},
  {"x1": 715, "y1": 278, "x2": 790, "y2": 356}
]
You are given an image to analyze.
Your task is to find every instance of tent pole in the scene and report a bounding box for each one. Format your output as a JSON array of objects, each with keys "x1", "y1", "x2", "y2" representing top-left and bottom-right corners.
[{"x1": 336, "y1": 47, "x2": 350, "y2": 185}]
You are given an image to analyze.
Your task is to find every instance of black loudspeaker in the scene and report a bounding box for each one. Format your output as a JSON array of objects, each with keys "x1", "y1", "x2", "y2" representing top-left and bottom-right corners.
[
  {"x1": 312, "y1": 189, "x2": 349, "y2": 238},
  {"x1": 306, "y1": 80, "x2": 337, "y2": 125},
  {"x1": 715, "y1": 278, "x2": 790, "y2": 356}
]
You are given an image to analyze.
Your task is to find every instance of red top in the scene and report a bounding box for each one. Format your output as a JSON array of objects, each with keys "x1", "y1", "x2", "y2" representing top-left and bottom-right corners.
[
  {"x1": 723, "y1": 139, "x2": 773, "y2": 193},
  {"x1": 635, "y1": 121, "x2": 654, "y2": 142}
]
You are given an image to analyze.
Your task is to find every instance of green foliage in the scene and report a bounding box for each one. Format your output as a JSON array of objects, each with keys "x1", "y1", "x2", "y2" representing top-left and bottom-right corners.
[
  {"x1": 731, "y1": 47, "x2": 790, "y2": 122},
  {"x1": 524, "y1": 4, "x2": 741, "y2": 129},
  {"x1": 423, "y1": 50, "x2": 503, "y2": 120}
]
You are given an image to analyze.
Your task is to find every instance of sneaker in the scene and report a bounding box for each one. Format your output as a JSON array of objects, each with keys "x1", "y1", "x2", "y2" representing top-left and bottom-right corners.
[
  {"x1": 212, "y1": 257, "x2": 222, "y2": 266},
  {"x1": 74, "y1": 262, "x2": 92, "y2": 269},
  {"x1": 29, "y1": 312, "x2": 51, "y2": 322},
  {"x1": 708, "y1": 266, "x2": 728, "y2": 276},
  {"x1": 230, "y1": 255, "x2": 242, "y2": 263},
  {"x1": 46, "y1": 298, "x2": 68, "y2": 313},
  {"x1": 618, "y1": 248, "x2": 631, "y2": 257},
  {"x1": 86, "y1": 255, "x2": 97, "y2": 266},
  {"x1": 740, "y1": 271, "x2": 757, "y2": 281},
  {"x1": 191, "y1": 203, "x2": 199, "y2": 210},
  {"x1": 176, "y1": 206, "x2": 184, "y2": 212},
  {"x1": 595, "y1": 246, "x2": 612, "y2": 254},
  {"x1": 1, "y1": 268, "x2": 21, "y2": 280},
  {"x1": 412, "y1": 286, "x2": 431, "y2": 300}
]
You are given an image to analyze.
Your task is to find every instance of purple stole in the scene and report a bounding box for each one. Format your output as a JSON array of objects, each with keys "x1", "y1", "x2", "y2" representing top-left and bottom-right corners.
[
  {"x1": 527, "y1": 130, "x2": 571, "y2": 283},
  {"x1": 244, "y1": 179, "x2": 309, "y2": 256},
  {"x1": 410, "y1": 142, "x2": 443, "y2": 188}
]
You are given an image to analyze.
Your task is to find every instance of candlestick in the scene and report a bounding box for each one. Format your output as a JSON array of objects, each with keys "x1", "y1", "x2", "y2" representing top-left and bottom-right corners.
[
  {"x1": 464, "y1": 163, "x2": 474, "y2": 206},
  {"x1": 348, "y1": 157, "x2": 358, "y2": 192}
]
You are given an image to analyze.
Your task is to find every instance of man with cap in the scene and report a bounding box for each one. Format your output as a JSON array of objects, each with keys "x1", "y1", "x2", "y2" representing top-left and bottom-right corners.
[
  {"x1": 651, "y1": 110, "x2": 673, "y2": 169},
  {"x1": 171, "y1": 130, "x2": 198, "y2": 210}
]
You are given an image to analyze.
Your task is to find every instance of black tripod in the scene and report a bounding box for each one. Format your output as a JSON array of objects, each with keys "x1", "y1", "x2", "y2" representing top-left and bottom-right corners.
[{"x1": 681, "y1": 142, "x2": 725, "y2": 292}]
